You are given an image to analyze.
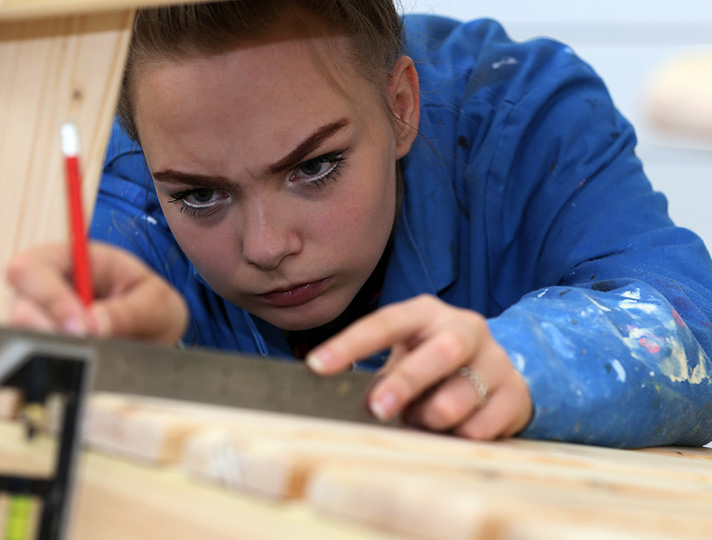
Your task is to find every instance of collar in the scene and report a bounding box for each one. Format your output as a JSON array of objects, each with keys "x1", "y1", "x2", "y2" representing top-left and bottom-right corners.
[{"x1": 380, "y1": 146, "x2": 459, "y2": 306}]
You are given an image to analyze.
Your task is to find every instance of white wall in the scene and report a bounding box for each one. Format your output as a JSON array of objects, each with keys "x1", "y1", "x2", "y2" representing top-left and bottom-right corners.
[{"x1": 405, "y1": 0, "x2": 712, "y2": 250}]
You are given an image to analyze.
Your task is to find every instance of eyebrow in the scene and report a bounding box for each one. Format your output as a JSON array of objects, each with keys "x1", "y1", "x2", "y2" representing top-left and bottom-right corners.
[
  {"x1": 151, "y1": 118, "x2": 350, "y2": 187},
  {"x1": 266, "y1": 118, "x2": 349, "y2": 175},
  {"x1": 151, "y1": 169, "x2": 233, "y2": 190}
]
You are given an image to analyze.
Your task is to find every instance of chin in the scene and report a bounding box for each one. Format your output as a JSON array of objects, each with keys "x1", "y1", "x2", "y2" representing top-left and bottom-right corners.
[
  {"x1": 265, "y1": 311, "x2": 336, "y2": 332},
  {"x1": 259, "y1": 301, "x2": 347, "y2": 332}
]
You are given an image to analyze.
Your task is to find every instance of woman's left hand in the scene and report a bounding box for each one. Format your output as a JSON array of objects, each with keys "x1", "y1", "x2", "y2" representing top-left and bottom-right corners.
[{"x1": 306, "y1": 294, "x2": 533, "y2": 440}]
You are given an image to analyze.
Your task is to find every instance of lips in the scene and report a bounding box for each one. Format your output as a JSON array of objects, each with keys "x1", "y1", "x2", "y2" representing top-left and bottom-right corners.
[{"x1": 257, "y1": 278, "x2": 330, "y2": 308}]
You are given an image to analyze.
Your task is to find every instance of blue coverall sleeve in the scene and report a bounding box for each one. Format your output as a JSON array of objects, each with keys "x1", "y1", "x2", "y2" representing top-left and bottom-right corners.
[{"x1": 480, "y1": 42, "x2": 712, "y2": 447}]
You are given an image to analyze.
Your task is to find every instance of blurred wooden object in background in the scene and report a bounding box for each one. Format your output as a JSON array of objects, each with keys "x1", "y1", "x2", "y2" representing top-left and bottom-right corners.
[
  {"x1": 0, "y1": 0, "x2": 215, "y2": 320},
  {"x1": 0, "y1": 6, "x2": 133, "y2": 320},
  {"x1": 645, "y1": 50, "x2": 712, "y2": 141}
]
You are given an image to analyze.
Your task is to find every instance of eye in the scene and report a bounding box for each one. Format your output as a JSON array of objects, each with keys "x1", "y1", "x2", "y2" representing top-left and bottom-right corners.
[
  {"x1": 299, "y1": 159, "x2": 330, "y2": 177},
  {"x1": 290, "y1": 151, "x2": 346, "y2": 186},
  {"x1": 186, "y1": 188, "x2": 218, "y2": 205},
  {"x1": 167, "y1": 187, "x2": 230, "y2": 217}
]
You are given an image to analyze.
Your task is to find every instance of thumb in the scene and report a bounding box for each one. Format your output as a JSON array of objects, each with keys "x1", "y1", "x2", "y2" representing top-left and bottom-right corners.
[{"x1": 87, "y1": 274, "x2": 188, "y2": 345}]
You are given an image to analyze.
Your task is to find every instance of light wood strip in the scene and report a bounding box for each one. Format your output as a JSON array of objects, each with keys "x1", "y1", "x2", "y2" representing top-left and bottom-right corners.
[
  {"x1": 40, "y1": 392, "x2": 712, "y2": 538},
  {"x1": 181, "y1": 428, "x2": 712, "y2": 502},
  {"x1": 306, "y1": 461, "x2": 712, "y2": 540},
  {"x1": 645, "y1": 51, "x2": 712, "y2": 140},
  {"x1": 0, "y1": 421, "x2": 413, "y2": 540},
  {"x1": 0, "y1": 0, "x2": 214, "y2": 20},
  {"x1": 81, "y1": 393, "x2": 712, "y2": 477},
  {"x1": 0, "y1": 388, "x2": 21, "y2": 419},
  {"x1": 0, "y1": 11, "x2": 132, "y2": 320}
]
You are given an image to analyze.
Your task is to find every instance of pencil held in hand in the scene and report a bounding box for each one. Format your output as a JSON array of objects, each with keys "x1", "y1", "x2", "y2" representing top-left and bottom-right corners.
[{"x1": 61, "y1": 122, "x2": 93, "y2": 306}]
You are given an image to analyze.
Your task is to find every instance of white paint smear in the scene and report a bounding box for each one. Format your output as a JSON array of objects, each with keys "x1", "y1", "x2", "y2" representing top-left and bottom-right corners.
[{"x1": 611, "y1": 359, "x2": 626, "y2": 382}]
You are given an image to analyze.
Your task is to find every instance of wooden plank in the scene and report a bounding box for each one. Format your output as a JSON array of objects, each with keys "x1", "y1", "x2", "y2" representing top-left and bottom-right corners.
[
  {"x1": 62, "y1": 392, "x2": 712, "y2": 481},
  {"x1": 639, "y1": 445, "x2": 712, "y2": 461},
  {"x1": 0, "y1": 0, "x2": 214, "y2": 20},
  {"x1": 181, "y1": 427, "x2": 712, "y2": 499},
  {"x1": 645, "y1": 51, "x2": 712, "y2": 140},
  {"x1": 505, "y1": 524, "x2": 681, "y2": 540},
  {"x1": 0, "y1": 421, "x2": 412, "y2": 540},
  {"x1": 40, "y1": 392, "x2": 712, "y2": 538},
  {"x1": 308, "y1": 462, "x2": 489, "y2": 540},
  {"x1": 306, "y1": 461, "x2": 712, "y2": 540},
  {"x1": 0, "y1": 11, "x2": 132, "y2": 320},
  {"x1": 0, "y1": 388, "x2": 22, "y2": 419},
  {"x1": 44, "y1": 393, "x2": 204, "y2": 464}
]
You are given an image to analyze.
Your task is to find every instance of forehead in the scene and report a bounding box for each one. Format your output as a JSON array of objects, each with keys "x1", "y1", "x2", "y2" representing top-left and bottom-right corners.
[{"x1": 134, "y1": 35, "x2": 381, "y2": 142}]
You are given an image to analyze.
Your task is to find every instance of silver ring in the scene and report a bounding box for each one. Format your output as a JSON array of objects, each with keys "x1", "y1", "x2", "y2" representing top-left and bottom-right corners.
[{"x1": 458, "y1": 367, "x2": 488, "y2": 407}]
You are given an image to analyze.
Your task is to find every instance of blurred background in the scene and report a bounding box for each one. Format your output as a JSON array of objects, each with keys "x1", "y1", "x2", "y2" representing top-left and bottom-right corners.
[{"x1": 405, "y1": 0, "x2": 712, "y2": 250}]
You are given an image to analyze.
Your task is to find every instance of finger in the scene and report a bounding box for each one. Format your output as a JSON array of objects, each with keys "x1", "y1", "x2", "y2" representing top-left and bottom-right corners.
[
  {"x1": 380, "y1": 342, "x2": 409, "y2": 373},
  {"x1": 307, "y1": 295, "x2": 468, "y2": 374},
  {"x1": 403, "y1": 371, "x2": 487, "y2": 431},
  {"x1": 7, "y1": 246, "x2": 89, "y2": 333},
  {"x1": 71, "y1": 242, "x2": 188, "y2": 343},
  {"x1": 401, "y1": 334, "x2": 516, "y2": 431},
  {"x1": 367, "y1": 324, "x2": 481, "y2": 421},
  {"x1": 454, "y1": 374, "x2": 533, "y2": 440},
  {"x1": 402, "y1": 355, "x2": 496, "y2": 430},
  {"x1": 91, "y1": 276, "x2": 188, "y2": 344},
  {"x1": 9, "y1": 296, "x2": 61, "y2": 334},
  {"x1": 87, "y1": 242, "x2": 145, "y2": 296}
]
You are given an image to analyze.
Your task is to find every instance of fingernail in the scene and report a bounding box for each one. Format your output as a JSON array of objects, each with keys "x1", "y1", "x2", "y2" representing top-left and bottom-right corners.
[
  {"x1": 369, "y1": 391, "x2": 398, "y2": 422},
  {"x1": 306, "y1": 350, "x2": 328, "y2": 374},
  {"x1": 63, "y1": 316, "x2": 87, "y2": 336},
  {"x1": 90, "y1": 306, "x2": 111, "y2": 337}
]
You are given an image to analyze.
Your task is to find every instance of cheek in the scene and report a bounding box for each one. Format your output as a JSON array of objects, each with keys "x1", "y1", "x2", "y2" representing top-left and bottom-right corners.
[
  {"x1": 160, "y1": 206, "x2": 238, "y2": 277},
  {"x1": 319, "y1": 164, "x2": 396, "y2": 259}
]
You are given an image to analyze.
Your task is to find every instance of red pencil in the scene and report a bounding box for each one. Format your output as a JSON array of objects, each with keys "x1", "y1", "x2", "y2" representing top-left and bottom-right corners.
[{"x1": 61, "y1": 122, "x2": 93, "y2": 306}]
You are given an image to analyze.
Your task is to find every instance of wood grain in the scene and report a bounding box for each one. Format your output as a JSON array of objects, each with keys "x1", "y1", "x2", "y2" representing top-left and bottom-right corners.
[
  {"x1": 0, "y1": 11, "x2": 132, "y2": 320},
  {"x1": 308, "y1": 461, "x2": 712, "y2": 540},
  {"x1": 0, "y1": 421, "x2": 412, "y2": 540},
  {"x1": 38, "y1": 392, "x2": 712, "y2": 540},
  {"x1": 0, "y1": 387, "x2": 21, "y2": 419},
  {"x1": 645, "y1": 51, "x2": 712, "y2": 140},
  {"x1": 0, "y1": 0, "x2": 214, "y2": 19}
]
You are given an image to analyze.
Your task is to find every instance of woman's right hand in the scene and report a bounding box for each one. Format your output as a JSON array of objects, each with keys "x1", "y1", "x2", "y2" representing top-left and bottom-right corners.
[{"x1": 6, "y1": 241, "x2": 188, "y2": 345}]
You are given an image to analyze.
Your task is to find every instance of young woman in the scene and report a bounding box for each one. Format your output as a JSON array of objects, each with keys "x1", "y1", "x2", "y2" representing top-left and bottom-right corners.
[{"x1": 9, "y1": 0, "x2": 712, "y2": 448}]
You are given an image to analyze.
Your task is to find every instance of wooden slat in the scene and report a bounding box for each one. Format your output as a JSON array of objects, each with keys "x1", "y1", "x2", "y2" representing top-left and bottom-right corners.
[
  {"x1": 60, "y1": 392, "x2": 712, "y2": 480},
  {"x1": 0, "y1": 0, "x2": 214, "y2": 20},
  {"x1": 306, "y1": 461, "x2": 712, "y2": 540},
  {"x1": 0, "y1": 422, "x2": 410, "y2": 540},
  {"x1": 181, "y1": 428, "x2": 712, "y2": 500},
  {"x1": 0, "y1": 388, "x2": 21, "y2": 419},
  {"x1": 0, "y1": 11, "x2": 132, "y2": 320},
  {"x1": 23, "y1": 392, "x2": 712, "y2": 538},
  {"x1": 645, "y1": 51, "x2": 712, "y2": 141}
]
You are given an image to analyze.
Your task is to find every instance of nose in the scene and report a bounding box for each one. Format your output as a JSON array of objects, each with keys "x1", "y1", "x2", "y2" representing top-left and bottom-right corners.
[{"x1": 240, "y1": 199, "x2": 301, "y2": 270}]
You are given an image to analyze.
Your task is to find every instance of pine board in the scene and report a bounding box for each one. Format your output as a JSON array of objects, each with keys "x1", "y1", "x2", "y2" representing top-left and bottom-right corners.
[
  {"x1": 0, "y1": 421, "x2": 411, "y2": 540},
  {"x1": 0, "y1": 0, "x2": 214, "y2": 19},
  {"x1": 0, "y1": 11, "x2": 132, "y2": 319},
  {"x1": 645, "y1": 50, "x2": 712, "y2": 140},
  {"x1": 38, "y1": 392, "x2": 712, "y2": 540}
]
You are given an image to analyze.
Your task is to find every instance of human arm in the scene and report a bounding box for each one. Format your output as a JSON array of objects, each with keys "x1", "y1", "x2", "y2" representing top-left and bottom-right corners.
[{"x1": 306, "y1": 18, "x2": 712, "y2": 448}]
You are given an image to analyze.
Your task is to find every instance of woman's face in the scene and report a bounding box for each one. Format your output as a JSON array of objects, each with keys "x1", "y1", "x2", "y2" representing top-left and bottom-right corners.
[{"x1": 134, "y1": 35, "x2": 415, "y2": 331}]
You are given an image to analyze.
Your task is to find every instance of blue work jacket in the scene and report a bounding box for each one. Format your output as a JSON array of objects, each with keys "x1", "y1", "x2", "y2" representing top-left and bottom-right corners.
[{"x1": 91, "y1": 14, "x2": 712, "y2": 448}]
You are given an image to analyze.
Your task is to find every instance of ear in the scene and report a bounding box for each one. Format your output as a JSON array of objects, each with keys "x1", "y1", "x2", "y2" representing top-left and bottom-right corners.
[{"x1": 387, "y1": 55, "x2": 420, "y2": 159}]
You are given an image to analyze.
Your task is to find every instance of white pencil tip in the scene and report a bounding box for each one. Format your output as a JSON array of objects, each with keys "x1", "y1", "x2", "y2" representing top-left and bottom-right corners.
[{"x1": 61, "y1": 122, "x2": 79, "y2": 157}]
